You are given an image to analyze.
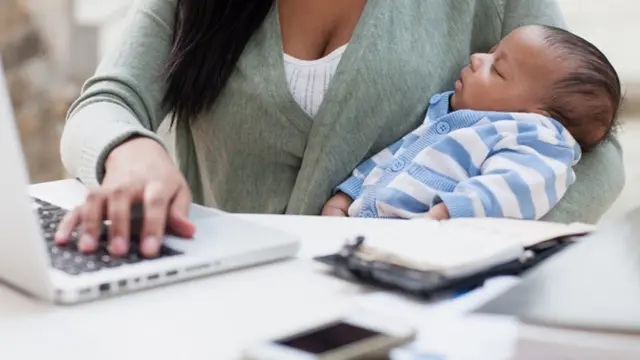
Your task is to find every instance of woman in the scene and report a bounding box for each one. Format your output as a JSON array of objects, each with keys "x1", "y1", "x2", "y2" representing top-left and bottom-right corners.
[{"x1": 56, "y1": 0, "x2": 625, "y2": 258}]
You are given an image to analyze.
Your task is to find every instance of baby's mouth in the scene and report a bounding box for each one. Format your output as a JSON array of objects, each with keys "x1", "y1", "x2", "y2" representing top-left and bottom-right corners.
[
  {"x1": 458, "y1": 66, "x2": 470, "y2": 83},
  {"x1": 455, "y1": 69, "x2": 465, "y2": 90},
  {"x1": 455, "y1": 79, "x2": 463, "y2": 91}
]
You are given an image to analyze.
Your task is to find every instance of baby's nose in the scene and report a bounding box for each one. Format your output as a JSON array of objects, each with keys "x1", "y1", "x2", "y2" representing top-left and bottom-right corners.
[{"x1": 469, "y1": 53, "x2": 489, "y2": 71}]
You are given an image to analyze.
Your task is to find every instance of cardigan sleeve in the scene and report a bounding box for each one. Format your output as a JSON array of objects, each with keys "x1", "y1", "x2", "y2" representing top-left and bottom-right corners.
[
  {"x1": 60, "y1": 0, "x2": 177, "y2": 188},
  {"x1": 335, "y1": 137, "x2": 407, "y2": 199},
  {"x1": 497, "y1": 0, "x2": 625, "y2": 224}
]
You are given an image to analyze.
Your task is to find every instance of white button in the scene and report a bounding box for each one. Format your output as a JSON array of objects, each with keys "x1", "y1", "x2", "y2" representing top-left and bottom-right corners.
[
  {"x1": 390, "y1": 159, "x2": 406, "y2": 172},
  {"x1": 436, "y1": 122, "x2": 451, "y2": 134}
]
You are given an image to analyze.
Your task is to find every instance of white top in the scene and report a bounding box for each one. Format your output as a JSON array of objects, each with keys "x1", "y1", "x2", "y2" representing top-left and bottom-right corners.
[{"x1": 283, "y1": 44, "x2": 348, "y2": 118}]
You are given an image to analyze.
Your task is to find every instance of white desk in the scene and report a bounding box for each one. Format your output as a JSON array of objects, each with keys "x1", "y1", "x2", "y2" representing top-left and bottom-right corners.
[{"x1": 0, "y1": 180, "x2": 518, "y2": 360}]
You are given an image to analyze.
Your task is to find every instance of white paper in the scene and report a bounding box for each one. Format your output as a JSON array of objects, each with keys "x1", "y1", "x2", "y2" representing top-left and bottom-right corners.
[{"x1": 351, "y1": 218, "x2": 595, "y2": 277}]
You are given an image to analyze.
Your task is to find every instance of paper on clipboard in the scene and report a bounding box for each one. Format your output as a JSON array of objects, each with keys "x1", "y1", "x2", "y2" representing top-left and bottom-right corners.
[{"x1": 347, "y1": 218, "x2": 595, "y2": 278}]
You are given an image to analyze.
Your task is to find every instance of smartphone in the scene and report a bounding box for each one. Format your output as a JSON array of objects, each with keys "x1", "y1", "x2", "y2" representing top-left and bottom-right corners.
[{"x1": 242, "y1": 312, "x2": 417, "y2": 360}]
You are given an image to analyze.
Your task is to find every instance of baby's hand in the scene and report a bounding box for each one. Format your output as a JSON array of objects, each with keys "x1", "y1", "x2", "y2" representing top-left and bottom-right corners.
[
  {"x1": 425, "y1": 203, "x2": 451, "y2": 220},
  {"x1": 321, "y1": 192, "x2": 353, "y2": 217}
]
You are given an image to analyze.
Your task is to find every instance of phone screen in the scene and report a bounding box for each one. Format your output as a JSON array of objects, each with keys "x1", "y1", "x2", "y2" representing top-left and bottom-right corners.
[{"x1": 275, "y1": 321, "x2": 381, "y2": 355}]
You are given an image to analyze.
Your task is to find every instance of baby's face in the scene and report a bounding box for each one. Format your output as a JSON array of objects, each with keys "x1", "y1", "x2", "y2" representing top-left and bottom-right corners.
[{"x1": 451, "y1": 26, "x2": 568, "y2": 114}]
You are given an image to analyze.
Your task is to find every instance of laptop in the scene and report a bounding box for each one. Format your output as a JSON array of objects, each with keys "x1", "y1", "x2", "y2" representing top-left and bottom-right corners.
[
  {"x1": 0, "y1": 60, "x2": 300, "y2": 304},
  {"x1": 475, "y1": 207, "x2": 640, "y2": 358},
  {"x1": 476, "y1": 207, "x2": 640, "y2": 332}
]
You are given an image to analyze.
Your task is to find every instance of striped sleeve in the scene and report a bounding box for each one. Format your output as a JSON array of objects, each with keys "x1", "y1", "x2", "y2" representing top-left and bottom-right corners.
[
  {"x1": 335, "y1": 137, "x2": 406, "y2": 199},
  {"x1": 436, "y1": 123, "x2": 580, "y2": 220}
]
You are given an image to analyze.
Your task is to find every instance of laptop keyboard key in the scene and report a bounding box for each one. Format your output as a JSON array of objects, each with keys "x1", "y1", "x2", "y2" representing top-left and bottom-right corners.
[
  {"x1": 125, "y1": 252, "x2": 140, "y2": 264},
  {"x1": 52, "y1": 258, "x2": 66, "y2": 270},
  {"x1": 49, "y1": 244, "x2": 60, "y2": 255},
  {"x1": 84, "y1": 261, "x2": 101, "y2": 272}
]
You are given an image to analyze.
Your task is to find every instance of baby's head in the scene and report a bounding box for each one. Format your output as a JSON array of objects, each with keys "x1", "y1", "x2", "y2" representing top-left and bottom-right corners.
[{"x1": 450, "y1": 25, "x2": 621, "y2": 150}]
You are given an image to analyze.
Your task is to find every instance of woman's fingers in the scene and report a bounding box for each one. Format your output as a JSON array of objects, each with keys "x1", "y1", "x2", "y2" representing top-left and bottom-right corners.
[
  {"x1": 167, "y1": 184, "x2": 195, "y2": 238},
  {"x1": 77, "y1": 190, "x2": 107, "y2": 253},
  {"x1": 105, "y1": 185, "x2": 137, "y2": 257},
  {"x1": 140, "y1": 182, "x2": 172, "y2": 258},
  {"x1": 54, "y1": 207, "x2": 80, "y2": 245}
]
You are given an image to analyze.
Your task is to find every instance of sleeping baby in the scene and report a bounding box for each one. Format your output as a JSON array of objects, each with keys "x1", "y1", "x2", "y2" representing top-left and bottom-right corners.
[{"x1": 322, "y1": 25, "x2": 621, "y2": 221}]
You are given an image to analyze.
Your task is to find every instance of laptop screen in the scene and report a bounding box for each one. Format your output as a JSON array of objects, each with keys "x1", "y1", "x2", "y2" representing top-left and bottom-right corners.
[{"x1": 0, "y1": 59, "x2": 15, "y2": 121}]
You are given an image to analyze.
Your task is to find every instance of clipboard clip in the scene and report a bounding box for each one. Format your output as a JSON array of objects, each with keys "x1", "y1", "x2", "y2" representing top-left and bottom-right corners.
[{"x1": 339, "y1": 235, "x2": 367, "y2": 258}]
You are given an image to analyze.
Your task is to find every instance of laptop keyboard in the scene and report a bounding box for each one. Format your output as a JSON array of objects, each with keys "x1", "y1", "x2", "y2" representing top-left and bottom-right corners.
[{"x1": 34, "y1": 198, "x2": 183, "y2": 276}]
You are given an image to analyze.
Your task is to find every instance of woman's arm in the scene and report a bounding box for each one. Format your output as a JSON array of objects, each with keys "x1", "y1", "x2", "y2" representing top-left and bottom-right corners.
[
  {"x1": 542, "y1": 140, "x2": 625, "y2": 224},
  {"x1": 60, "y1": 0, "x2": 177, "y2": 188},
  {"x1": 498, "y1": 0, "x2": 626, "y2": 224}
]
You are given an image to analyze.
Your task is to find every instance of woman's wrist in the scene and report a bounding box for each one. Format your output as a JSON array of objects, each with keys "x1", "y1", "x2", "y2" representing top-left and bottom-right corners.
[{"x1": 104, "y1": 136, "x2": 167, "y2": 172}]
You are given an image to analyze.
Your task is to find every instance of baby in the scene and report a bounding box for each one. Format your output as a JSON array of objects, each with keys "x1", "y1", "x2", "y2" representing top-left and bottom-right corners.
[{"x1": 322, "y1": 25, "x2": 622, "y2": 221}]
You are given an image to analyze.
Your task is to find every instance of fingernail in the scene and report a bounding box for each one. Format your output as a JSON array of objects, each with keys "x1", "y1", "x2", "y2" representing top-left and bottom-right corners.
[
  {"x1": 142, "y1": 237, "x2": 160, "y2": 257},
  {"x1": 78, "y1": 234, "x2": 95, "y2": 252},
  {"x1": 54, "y1": 231, "x2": 65, "y2": 244},
  {"x1": 108, "y1": 237, "x2": 127, "y2": 256}
]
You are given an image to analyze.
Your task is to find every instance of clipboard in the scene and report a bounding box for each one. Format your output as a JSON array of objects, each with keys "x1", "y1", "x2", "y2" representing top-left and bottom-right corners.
[{"x1": 314, "y1": 218, "x2": 594, "y2": 299}]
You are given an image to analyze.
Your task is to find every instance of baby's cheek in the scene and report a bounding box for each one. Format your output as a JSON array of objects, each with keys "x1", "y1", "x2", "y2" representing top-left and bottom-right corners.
[
  {"x1": 466, "y1": 82, "x2": 511, "y2": 111},
  {"x1": 456, "y1": 88, "x2": 482, "y2": 110}
]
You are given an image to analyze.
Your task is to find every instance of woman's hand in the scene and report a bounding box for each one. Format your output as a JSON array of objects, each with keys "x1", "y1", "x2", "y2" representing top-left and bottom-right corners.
[
  {"x1": 54, "y1": 137, "x2": 196, "y2": 258},
  {"x1": 321, "y1": 192, "x2": 353, "y2": 217}
]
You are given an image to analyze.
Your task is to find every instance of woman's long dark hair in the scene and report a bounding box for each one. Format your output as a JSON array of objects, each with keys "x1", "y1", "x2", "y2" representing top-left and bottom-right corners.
[{"x1": 162, "y1": 0, "x2": 274, "y2": 126}]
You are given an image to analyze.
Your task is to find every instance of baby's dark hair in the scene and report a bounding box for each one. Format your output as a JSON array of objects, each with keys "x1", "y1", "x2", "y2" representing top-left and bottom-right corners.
[{"x1": 538, "y1": 25, "x2": 622, "y2": 151}]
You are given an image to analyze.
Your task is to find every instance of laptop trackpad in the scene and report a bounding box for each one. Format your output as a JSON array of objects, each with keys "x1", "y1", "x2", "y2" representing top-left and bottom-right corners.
[{"x1": 163, "y1": 212, "x2": 292, "y2": 258}]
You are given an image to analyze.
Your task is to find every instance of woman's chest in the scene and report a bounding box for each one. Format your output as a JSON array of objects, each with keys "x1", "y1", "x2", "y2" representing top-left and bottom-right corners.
[
  {"x1": 200, "y1": 1, "x2": 504, "y2": 160},
  {"x1": 278, "y1": 0, "x2": 367, "y2": 60}
]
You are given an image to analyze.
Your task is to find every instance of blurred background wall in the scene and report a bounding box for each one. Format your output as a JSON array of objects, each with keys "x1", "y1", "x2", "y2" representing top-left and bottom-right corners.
[
  {"x1": 1, "y1": 0, "x2": 639, "y2": 218},
  {"x1": 559, "y1": 0, "x2": 640, "y2": 113},
  {"x1": 1, "y1": 0, "x2": 79, "y2": 182}
]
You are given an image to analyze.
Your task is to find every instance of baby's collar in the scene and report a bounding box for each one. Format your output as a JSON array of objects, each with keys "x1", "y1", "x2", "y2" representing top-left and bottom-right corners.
[{"x1": 427, "y1": 90, "x2": 455, "y2": 119}]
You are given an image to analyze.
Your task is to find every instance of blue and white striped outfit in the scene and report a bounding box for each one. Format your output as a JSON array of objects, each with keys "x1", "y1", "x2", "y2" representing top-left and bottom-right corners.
[{"x1": 336, "y1": 91, "x2": 582, "y2": 220}]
